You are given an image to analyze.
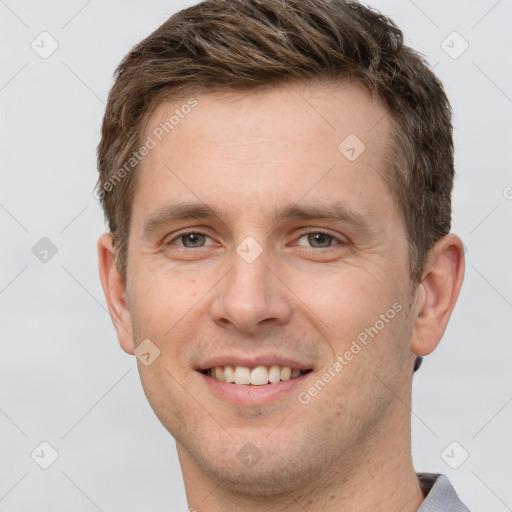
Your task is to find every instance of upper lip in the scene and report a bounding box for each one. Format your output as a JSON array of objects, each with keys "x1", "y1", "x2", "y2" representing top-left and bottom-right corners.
[{"x1": 197, "y1": 354, "x2": 315, "y2": 371}]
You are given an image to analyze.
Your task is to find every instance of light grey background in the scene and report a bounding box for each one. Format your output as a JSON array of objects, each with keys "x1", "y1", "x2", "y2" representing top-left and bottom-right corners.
[{"x1": 1, "y1": 0, "x2": 511, "y2": 510}]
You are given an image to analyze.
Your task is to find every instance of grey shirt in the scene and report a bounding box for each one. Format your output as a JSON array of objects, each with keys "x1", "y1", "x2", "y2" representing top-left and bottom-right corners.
[{"x1": 417, "y1": 473, "x2": 470, "y2": 511}]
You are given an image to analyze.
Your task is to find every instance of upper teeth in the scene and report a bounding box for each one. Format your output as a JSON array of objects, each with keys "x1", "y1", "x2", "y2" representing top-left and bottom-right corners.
[{"x1": 207, "y1": 365, "x2": 305, "y2": 385}]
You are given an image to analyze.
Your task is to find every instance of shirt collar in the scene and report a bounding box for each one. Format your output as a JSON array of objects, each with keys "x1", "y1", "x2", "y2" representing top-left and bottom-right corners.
[{"x1": 417, "y1": 473, "x2": 470, "y2": 511}]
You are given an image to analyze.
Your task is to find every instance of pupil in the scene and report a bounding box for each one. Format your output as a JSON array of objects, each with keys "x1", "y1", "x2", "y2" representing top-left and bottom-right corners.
[
  {"x1": 184, "y1": 233, "x2": 203, "y2": 247},
  {"x1": 309, "y1": 233, "x2": 330, "y2": 248}
]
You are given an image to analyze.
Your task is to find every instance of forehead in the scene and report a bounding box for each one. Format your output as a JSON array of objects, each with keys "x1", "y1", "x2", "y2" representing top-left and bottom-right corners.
[
  {"x1": 134, "y1": 81, "x2": 396, "y2": 227},
  {"x1": 146, "y1": 81, "x2": 391, "y2": 160}
]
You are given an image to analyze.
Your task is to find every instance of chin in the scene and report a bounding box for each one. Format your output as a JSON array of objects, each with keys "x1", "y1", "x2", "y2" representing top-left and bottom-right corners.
[{"x1": 184, "y1": 436, "x2": 334, "y2": 498}]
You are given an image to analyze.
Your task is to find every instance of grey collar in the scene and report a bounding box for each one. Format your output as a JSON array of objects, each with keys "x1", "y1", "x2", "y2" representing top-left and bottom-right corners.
[{"x1": 417, "y1": 473, "x2": 470, "y2": 511}]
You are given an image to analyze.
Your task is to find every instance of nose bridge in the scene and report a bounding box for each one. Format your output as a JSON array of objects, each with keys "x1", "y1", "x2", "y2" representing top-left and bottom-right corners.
[{"x1": 210, "y1": 239, "x2": 292, "y2": 332}]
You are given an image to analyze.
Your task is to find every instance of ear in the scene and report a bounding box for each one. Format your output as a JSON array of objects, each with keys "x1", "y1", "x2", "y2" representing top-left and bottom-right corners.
[
  {"x1": 410, "y1": 234, "x2": 465, "y2": 356},
  {"x1": 97, "y1": 232, "x2": 135, "y2": 355}
]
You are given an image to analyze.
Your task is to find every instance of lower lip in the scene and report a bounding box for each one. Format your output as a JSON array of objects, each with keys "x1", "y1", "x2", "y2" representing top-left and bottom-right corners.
[{"x1": 198, "y1": 371, "x2": 312, "y2": 406}]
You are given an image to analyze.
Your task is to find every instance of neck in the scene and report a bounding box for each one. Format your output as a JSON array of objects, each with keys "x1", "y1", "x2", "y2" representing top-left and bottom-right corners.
[{"x1": 178, "y1": 382, "x2": 424, "y2": 511}]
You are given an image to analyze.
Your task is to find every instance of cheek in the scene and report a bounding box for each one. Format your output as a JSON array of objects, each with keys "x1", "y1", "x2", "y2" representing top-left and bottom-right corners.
[
  {"x1": 136, "y1": 361, "x2": 195, "y2": 444},
  {"x1": 290, "y1": 263, "x2": 413, "y2": 396},
  {"x1": 290, "y1": 264, "x2": 402, "y2": 336},
  {"x1": 129, "y1": 266, "x2": 208, "y2": 339},
  {"x1": 129, "y1": 272, "x2": 206, "y2": 432}
]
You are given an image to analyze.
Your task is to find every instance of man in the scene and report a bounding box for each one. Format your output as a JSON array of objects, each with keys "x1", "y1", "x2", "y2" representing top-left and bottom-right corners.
[{"x1": 96, "y1": 0, "x2": 469, "y2": 510}]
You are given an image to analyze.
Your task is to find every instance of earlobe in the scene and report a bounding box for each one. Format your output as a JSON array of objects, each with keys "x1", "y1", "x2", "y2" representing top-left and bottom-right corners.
[
  {"x1": 410, "y1": 234, "x2": 465, "y2": 357},
  {"x1": 97, "y1": 232, "x2": 135, "y2": 355}
]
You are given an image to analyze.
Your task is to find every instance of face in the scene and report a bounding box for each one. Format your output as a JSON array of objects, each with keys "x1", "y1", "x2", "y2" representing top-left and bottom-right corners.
[{"x1": 122, "y1": 82, "x2": 418, "y2": 495}]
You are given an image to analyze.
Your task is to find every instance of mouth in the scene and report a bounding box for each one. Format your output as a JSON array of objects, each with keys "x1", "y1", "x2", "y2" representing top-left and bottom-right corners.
[
  {"x1": 196, "y1": 355, "x2": 315, "y2": 406},
  {"x1": 202, "y1": 365, "x2": 313, "y2": 386}
]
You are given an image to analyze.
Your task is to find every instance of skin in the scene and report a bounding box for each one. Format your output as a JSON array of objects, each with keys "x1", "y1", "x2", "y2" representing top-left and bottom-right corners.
[{"x1": 98, "y1": 81, "x2": 465, "y2": 511}]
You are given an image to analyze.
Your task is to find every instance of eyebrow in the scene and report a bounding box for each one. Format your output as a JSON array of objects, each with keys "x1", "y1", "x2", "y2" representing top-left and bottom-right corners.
[{"x1": 141, "y1": 201, "x2": 375, "y2": 238}]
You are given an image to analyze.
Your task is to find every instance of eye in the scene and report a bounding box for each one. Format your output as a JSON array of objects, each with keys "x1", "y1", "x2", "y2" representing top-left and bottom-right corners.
[
  {"x1": 296, "y1": 231, "x2": 343, "y2": 249},
  {"x1": 168, "y1": 231, "x2": 214, "y2": 249}
]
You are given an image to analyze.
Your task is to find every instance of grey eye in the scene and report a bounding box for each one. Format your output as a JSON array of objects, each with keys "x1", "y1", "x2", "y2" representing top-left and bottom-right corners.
[
  {"x1": 179, "y1": 233, "x2": 208, "y2": 248},
  {"x1": 297, "y1": 232, "x2": 336, "y2": 248}
]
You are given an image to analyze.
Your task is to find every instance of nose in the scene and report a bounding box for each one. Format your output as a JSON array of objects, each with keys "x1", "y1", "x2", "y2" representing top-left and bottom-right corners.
[{"x1": 209, "y1": 247, "x2": 293, "y2": 334}]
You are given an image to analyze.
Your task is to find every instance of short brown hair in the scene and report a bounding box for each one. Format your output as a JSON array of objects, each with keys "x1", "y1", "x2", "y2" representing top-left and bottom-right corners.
[{"x1": 96, "y1": 0, "x2": 454, "y2": 284}]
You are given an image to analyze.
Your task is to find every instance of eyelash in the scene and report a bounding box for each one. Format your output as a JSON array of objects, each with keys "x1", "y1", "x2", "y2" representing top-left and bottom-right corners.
[{"x1": 165, "y1": 230, "x2": 345, "y2": 249}]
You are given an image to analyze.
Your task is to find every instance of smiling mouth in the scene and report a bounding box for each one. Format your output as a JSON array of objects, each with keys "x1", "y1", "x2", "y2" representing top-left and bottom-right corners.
[{"x1": 202, "y1": 365, "x2": 312, "y2": 386}]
